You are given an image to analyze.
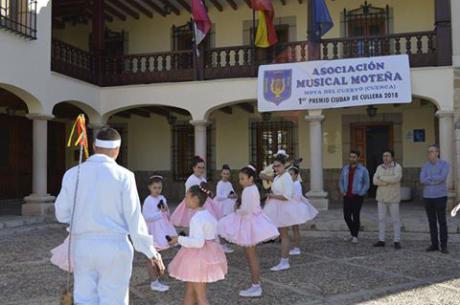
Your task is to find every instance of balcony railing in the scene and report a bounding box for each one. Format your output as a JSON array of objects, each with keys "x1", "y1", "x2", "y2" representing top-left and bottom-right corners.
[
  {"x1": 51, "y1": 30, "x2": 442, "y2": 87},
  {"x1": 0, "y1": 0, "x2": 36, "y2": 39}
]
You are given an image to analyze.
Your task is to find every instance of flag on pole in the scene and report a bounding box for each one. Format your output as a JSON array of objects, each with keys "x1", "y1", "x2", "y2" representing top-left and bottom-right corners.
[
  {"x1": 251, "y1": 0, "x2": 277, "y2": 48},
  {"x1": 67, "y1": 114, "x2": 89, "y2": 160},
  {"x1": 192, "y1": 0, "x2": 212, "y2": 45},
  {"x1": 311, "y1": 0, "x2": 333, "y2": 40}
]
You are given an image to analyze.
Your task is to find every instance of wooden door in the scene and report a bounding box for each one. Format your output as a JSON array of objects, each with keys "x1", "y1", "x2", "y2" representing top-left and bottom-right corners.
[
  {"x1": 0, "y1": 115, "x2": 32, "y2": 199},
  {"x1": 350, "y1": 125, "x2": 367, "y2": 165}
]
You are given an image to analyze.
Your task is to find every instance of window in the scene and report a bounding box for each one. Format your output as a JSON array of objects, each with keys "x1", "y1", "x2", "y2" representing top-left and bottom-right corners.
[
  {"x1": 251, "y1": 120, "x2": 296, "y2": 171},
  {"x1": 172, "y1": 23, "x2": 212, "y2": 51},
  {"x1": 0, "y1": 0, "x2": 37, "y2": 39},
  {"x1": 171, "y1": 122, "x2": 214, "y2": 181}
]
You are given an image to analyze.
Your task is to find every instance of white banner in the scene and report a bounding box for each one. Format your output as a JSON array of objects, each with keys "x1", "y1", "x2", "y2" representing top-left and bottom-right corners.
[{"x1": 257, "y1": 54, "x2": 412, "y2": 112}]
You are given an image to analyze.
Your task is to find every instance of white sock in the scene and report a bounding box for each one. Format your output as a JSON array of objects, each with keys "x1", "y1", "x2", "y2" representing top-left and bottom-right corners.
[
  {"x1": 252, "y1": 283, "x2": 261, "y2": 288},
  {"x1": 152, "y1": 279, "x2": 159, "y2": 285},
  {"x1": 281, "y1": 258, "x2": 289, "y2": 264}
]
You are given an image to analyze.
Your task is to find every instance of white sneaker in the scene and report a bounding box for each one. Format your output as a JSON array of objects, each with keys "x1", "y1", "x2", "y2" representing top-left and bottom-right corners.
[
  {"x1": 289, "y1": 247, "x2": 301, "y2": 256},
  {"x1": 150, "y1": 280, "x2": 169, "y2": 292},
  {"x1": 270, "y1": 260, "x2": 290, "y2": 272},
  {"x1": 222, "y1": 244, "x2": 234, "y2": 253},
  {"x1": 239, "y1": 285, "x2": 262, "y2": 298},
  {"x1": 344, "y1": 235, "x2": 353, "y2": 241},
  {"x1": 352, "y1": 237, "x2": 359, "y2": 244}
]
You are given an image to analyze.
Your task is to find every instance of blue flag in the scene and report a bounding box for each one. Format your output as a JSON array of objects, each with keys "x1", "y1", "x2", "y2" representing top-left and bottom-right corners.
[{"x1": 311, "y1": 0, "x2": 333, "y2": 40}]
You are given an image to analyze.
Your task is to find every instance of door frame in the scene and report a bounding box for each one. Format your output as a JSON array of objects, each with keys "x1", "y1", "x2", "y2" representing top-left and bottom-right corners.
[{"x1": 350, "y1": 122, "x2": 394, "y2": 166}]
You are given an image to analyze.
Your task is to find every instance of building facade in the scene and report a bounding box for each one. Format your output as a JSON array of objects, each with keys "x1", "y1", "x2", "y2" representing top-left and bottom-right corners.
[{"x1": 0, "y1": 0, "x2": 459, "y2": 214}]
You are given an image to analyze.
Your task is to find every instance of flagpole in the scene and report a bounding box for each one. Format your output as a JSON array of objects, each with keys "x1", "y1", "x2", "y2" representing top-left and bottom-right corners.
[{"x1": 190, "y1": 18, "x2": 199, "y2": 80}]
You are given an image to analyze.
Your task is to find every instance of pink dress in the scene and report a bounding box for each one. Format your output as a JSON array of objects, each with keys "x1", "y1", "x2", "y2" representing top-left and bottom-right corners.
[
  {"x1": 218, "y1": 185, "x2": 279, "y2": 247},
  {"x1": 50, "y1": 235, "x2": 73, "y2": 272},
  {"x1": 142, "y1": 195, "x2": 177, "y2": 251},
  {"x1": 215, "y1": 180, "x2": 237, "y2": 217},
  {"x1": 293, "y1": 180, "x2": 319, "y2": 222},
  {"x1": 171, "y1": 175, "x2": 222, "y2": 227},
  {"x1": 264, "y1": 173, "x2": 316, "y2": 228},
  {"x1": 168, "y1": 210, "x2": 228, "y2": 283}
]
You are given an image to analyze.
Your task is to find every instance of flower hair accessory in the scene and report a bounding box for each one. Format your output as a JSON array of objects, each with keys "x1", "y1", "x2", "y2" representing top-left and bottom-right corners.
[{"x1": 199, "y1": 186, "x2": 211, "y2": 195}]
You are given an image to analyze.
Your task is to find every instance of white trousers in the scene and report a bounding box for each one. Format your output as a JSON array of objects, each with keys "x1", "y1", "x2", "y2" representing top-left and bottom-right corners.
[
  {"x1": 378, "y1": 202, "x2": 401, "y2": 242},
  {"x1": 73, "y1": 234, "x2": 134, "y2": 305}
]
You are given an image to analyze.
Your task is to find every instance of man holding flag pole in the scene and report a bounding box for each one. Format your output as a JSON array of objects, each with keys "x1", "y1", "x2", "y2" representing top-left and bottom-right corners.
[{"x1": 55, "y1": 120, "x2": 165, "y2": 305}]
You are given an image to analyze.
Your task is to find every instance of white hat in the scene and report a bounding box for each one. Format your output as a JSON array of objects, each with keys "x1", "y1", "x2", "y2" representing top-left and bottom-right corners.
[{"x1": 273, "y1": 149, "x2": 289, "y2": 158}]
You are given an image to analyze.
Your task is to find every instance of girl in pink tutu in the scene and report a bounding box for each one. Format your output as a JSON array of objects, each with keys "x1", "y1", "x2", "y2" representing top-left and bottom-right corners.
[
  {"x1": 288, "y1": 166, "x2": 319, "y2": 256},
  {"x1": 218, "y1": 165, "x2": 279, "y2": 298},
  {"x1": 168, "y1": 185, "x2": 228, "y2": 305},
  {"x1": 142, "y1": 175, "x2": 177, "y2": 292},
  {"x1": 50, "y1": 231, "x2": 72, "y2": 272},
  {"x1": 171, "y1": 156, "x2": 222, "y2": 227},
  {"x1": 262, "y1": 154, "x2": 315, "y2": 272}
]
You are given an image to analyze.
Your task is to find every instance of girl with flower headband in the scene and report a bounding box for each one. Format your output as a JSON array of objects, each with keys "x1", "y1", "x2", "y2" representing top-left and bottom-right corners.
[
  {"x1": 218, "y1": 165, "x2": 279, "y2": 298},
  {"x1": 168, "y1": 184, "x2": 228, "y2": 305},
  {"x1": 171, "y1": 156, "x2": 222, "y2": 227},
  {"x1": 142, "y1": 175, "x2": 177, "y2": 292}
]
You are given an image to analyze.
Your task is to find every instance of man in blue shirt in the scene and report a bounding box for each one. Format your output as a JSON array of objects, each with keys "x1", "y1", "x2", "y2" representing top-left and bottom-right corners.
[
  {"x1": 420, "y1": 144, "x2": 450, "y2": 254},
  {"x1": 339, "y1": 150, "x2": 370, "y2": 244}
]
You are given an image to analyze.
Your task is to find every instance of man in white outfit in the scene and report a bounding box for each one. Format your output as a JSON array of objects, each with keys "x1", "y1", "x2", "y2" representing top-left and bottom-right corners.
[{"x1": 55, "y1": 127, "x2": 164, "y2": 305}]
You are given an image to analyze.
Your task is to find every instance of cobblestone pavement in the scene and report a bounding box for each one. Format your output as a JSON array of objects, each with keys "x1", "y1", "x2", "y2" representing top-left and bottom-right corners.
[{"x1": 1, "y1": 223, "x2": 459, "y2": 305}]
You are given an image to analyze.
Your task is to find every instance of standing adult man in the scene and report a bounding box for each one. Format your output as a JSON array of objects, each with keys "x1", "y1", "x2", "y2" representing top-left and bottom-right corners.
[
  {"x1": 339, "y1": 150, "x2": 370, "y2": 244},
  {"x1": 420, "y1": 144, "x2": 450, "y2": 254},
  {"x1": 373, "y1": 149, "x2": 403, "y2": 249},
  {"x1": 55, "y1": 127, "x2": 165, "y2": 305}
]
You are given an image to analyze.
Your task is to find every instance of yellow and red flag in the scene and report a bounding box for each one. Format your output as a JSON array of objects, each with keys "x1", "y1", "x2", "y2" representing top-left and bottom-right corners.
[
  {"x1": 251, "y1": 0, "x2": 278, "y2": 48},
  {"x1": 67, "y1": 114, "x2": 89, "y2": 159}
]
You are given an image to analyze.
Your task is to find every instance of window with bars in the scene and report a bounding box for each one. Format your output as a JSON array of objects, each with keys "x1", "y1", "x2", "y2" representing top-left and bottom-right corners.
[
  {"x1": 250, "y1": 120, "x2": 296, "y2": 171},
  {"x1": 0, "y1": 0, "x2": 37, "y2": 39},
  {"x1": 171, "y1": 122, "x2": 214, "y2": 181}
]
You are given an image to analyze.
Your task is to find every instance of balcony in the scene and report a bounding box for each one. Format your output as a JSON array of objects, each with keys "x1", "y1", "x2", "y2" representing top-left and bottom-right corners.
[
  {"x1": 0, "y1": 0, "x2": 36, "y2": 39},
  {"x1": 51, "y1": 30, "x2": 443, "y2": 87}
]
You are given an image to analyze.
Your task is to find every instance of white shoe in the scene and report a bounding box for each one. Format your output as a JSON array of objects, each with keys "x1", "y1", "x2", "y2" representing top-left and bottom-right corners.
[
  {"x1": 150, "y1": 280, "x2": 169, "y2": 292},
  {"x1": 352, "y1": 237, "x2": 359, "y2": 244},
  {"x1": 270, "y1": 260, "x2": 290, "y2": 272},
  {"x1": 239, "y1": 285, "x2": 262, "y2": 298},
  {"x1": 289, "y1": 247, "x2": 301, "y2": 256},
  {"x1": 344, "y1": 235, "x2": 353, "y2": 241},
  {"x1": 222, "y1": 244, "x2": 234, "y2": 253}
]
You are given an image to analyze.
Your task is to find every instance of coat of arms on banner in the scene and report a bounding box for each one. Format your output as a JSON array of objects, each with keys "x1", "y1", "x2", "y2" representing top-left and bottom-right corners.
[{"x1": 263, "y1": 69, "x2": 292, "y2": 105}]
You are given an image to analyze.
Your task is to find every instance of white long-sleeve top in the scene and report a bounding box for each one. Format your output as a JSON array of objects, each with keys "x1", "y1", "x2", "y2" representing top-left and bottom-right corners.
[
  {"x1": 271, "y1": 172, "x2": 295, "y2": 200},
  {"x1": 185, "y1": 174, "x2": 207, "y2": 194},
  {"x1": 142, "y1": 195, "x2": 168, "y2": 222},
  {"x1": 55, "y1": 154, "x2": 159, "y2": 259},
  {"x1": 178, "y1": 210, "x2": 217, "y2": 248},
  {"x1": 293, "y1": 180, "x2": 303, "y2": 201},
  {"x1": 215, "y1": 180, "x2": 235, "y2": 201},
  {"x1": 237, "y1": 184, "x2": 262, "y2": 216}
]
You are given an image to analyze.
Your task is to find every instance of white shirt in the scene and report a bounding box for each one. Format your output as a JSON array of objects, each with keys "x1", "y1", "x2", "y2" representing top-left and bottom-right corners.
[
  {"x1": 178, "y1": 210, "x2": 217, "y2": 248},
  {"x1": 271, "y1": 172, "x2": 295, "y2": 200},
  {"x1": 215, "y1": 180, "x2": 235, "y2": 201},
  {"x1": 185, "y1": 174, "x2": 206, "y2": 194},
  {"x1": 55, "y1": 154, "x2": 159, "y2": 259},
  {"x1": 143, "y1": 195, "x2": 168, "y2": 222},
  {"x1": 237, "y1": 184, "x2": 262, "y2": 216},
  {"x1": 293, "y1": 180, "x2": 303, "y2": 201}
]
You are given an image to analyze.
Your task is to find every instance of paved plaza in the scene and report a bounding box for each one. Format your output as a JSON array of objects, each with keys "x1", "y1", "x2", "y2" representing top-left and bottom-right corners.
[{"x1": 1, "y1": 203, "x2": 460, "y2": 305}]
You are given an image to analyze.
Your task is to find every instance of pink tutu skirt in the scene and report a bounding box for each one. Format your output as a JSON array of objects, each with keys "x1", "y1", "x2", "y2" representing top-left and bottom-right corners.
[
  {"x1": 147, "y1": 214, "x2": 177, "y2": 251},
  {"x1": 263, "y1": 198, "x2": 317, "y2": 228},
  {"x1": 168, "y1": 240, "x2": 228, "y2": 283},
  {"x1": 50, "y1": 237, "x2": 72, "y2": 272},
  {"x1": 216, "y1": 198, "x2": 237, "y2": 217},
  {"x1": 218, "y1": 211, "x2": 279, "y2": 247},
  {"x1": 171, "y1": 197, "x2": 222, "y2": 227}
]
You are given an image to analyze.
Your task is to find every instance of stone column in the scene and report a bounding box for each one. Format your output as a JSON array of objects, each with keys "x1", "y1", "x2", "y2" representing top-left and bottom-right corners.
[
  {"x1": 436, "y1": 110, "x2": 456, "y2": 207},
  {"x1": 190, "y1": 120, "x2": 208, "y2": 160},
  {"x1": 304, "y1": 110, "x2": 328, "y2": 210},
  {"x1": 455, "y1": 122, "x2": 460, "y2": 202},
  {"x1": 23, "y1": 114, "x2": 56, "y2": 216}
]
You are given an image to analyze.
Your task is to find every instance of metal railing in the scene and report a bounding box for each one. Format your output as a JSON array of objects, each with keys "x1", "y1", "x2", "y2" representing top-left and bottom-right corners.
[{"x1": 0, "y1": 0, "x2": 37, "y2": 39}]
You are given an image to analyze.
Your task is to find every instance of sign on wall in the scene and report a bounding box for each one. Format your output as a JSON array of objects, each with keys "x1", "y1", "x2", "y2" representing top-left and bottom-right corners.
[{"x1": 257, "y1": 54, "x2": 412, "y2": 112}]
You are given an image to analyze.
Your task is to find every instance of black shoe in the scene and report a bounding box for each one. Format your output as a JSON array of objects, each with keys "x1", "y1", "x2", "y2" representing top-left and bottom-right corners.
[
  {"x1": 441, "y1": 247, "x2": 449, "y2": 254},
  {"x1": 394, "y1": 242, "x2": 402, "y2": 250},
  {"x1": 426, "y1": 245, "x2": 439, "y2": 252},
  {"x1": 373, "y1": 241, "x2": 385, "y2": 247}
]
